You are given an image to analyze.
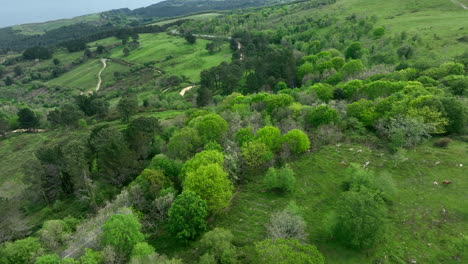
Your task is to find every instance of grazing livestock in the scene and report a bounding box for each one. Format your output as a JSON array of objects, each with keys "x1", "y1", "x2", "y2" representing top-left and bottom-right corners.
[{"x1": 442, "y1": 181, "x2": 452, "y2": 185}]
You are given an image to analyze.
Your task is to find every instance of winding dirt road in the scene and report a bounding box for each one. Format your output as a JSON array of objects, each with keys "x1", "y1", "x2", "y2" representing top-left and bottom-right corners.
[
  {"x1": 180, "y1": 85, "x2": 194, "y2": 96},
  {"x1": 451, "y1": 0, "x2": 468, "y2": 9},
  {"x1": 95, "y1": 58, "x2": 108, "y2": 92}
]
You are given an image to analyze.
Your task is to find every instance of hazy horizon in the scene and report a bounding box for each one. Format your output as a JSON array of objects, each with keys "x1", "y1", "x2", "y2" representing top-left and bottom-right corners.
[{"x1": 0, "y1": 0, "x2": 164, "y2": 28}]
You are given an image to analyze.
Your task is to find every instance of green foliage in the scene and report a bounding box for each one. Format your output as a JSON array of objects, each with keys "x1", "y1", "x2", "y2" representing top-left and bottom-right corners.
[
  {"x1": 310, "y1": 83, "x2": 334, "y2": 103},
  {"x1": 345, "y1": 42, "x2": 362, "y2": 60},
  {"x1": 297, "y1": 62, "x2": 314, "y2": 83},
  {"x1": 131, "y1": 242, "x2": 156, "y2": 258},
  {"x1": 283, "y1": 129, "x2": 310, "y2": 154},
  {"x1": 100, "y1": 214, "x2": 145, "y2": 256},
  {"x1": 241, "y1": 141, "x2": 273, "y2": 170},
  {"x1": 341, "y1": 59, "x2": 364, "y2": 78},
  {"x1": 440, "y1": 97, "x2": 466, "y2": 134},
  {"x1": 168, "y1": 191, "x2": 207, "y2": 240},
  {"x1": 333, "y1": 188, "x2": 388, "y2": 249},
  {"x1": 256, "y1": 126, "x2": 282, "y2": 152},
  {"x1": 441, "y1": 75, "x2": 467, "y2": 96},
  {"x1": 80, "y1": 249, "x2": 103, "y2": 264},
  {"x1": 377, "y1": 115, "x2": 432, "y2": 150},
  {"x1": 235, "y1": 127, "x2": 255, "y2": 147},
  {"x1": 181, "y1": 150, "x2": 224, "y2": 182},
  {"x1": 264, "y1": 166, "x2": 296, "y2": 193},
  {"x1": 307, "y1": 105, "x2": 339, "y2": 128},
  {"x1": 189, "y1": 114, "x2": 228, "y2": 144},
  {"x1": 18, "y1": 108, "x2": 40, "y2": 129},
  {"x1": 184, "y1": 164, "x2": 233, "y2": 212},
  {"x1": 149, "y1": 154, "x2": 182, "y2": 181},
  {"x1": 372, "y1": 27, "x2": 385, "y2": 38},
  {"x1": 167, "y1": 127, "x2": 202, "y2": 160},
  {"x1": 34, "y1": 254, "x2": 61, "y2": 264},
  {"x1": 330, "y1": 57, "x2": 345, "y2": 70},
  {"x1": 255, "y1": 239, "x2": 324, "y2": 264},
  {"x1": 132, "y1": 169, "x2": 172, "y2": 200},
  {"x1": 117, "y1": 94, "x2": 139, "y2": 122},
  {"x1": 264, "y1": 94, "x2": 295, "y2": 113},
  {"x1": 199, "y1": 228, "x2": 237, "y2": 264},
  {"x1": 1, "y1": 237, "x2": 43, "y2": 264},
  {"x1": 23, "y1": 46, "x2": 53, "y2": 60},
  {"x1": 39, "y1": 219, "x2": 70, "y2": 251},
  {"x1": 347, "y1": 99, "x2": 377, "y2": 127},
  {"x1": 266, "y1": 208, "x2": 306, "y2": 241}
]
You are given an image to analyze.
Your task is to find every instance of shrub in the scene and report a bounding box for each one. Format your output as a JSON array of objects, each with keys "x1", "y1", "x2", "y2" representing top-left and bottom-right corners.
[
  {"x1": 100, "y1": 214, "x2": 145, "y2": 256},
  {"x1": 199, "y1": 228, "x2": 237, "y2": 264},
  {"x1": 189, "y1": 114, "x2": 228, "y2": 144},
  {"x1": 283, "y1": 129, "x2": 310, "y2": 154},
  {"x1": 310, "y1": 83, "x2": 334, "y2": 102},
  {"x1": 1, "y1": 237, "x2": 43, "y2": 264},
  {"x1": 256, "y1": 126, "x2": 283, "y2": 152},
  {"x1": 184, "y1": 164, "x2": 234, "y2": 212},
  {"x1": 341, "y1": 59, "x2": 364, "y2": 78},
  {"x1": 266, "y1": 210, "x2": 306, "y2": 241},
  {"x1": 255, "y1": 239, "x2": 324, "y2": 264},
  {"x1": 131, "y1": 242, "x2": 155, "y2": 258},
  {"x1": 40, "y1": 219, "x2": 70, "y2": 251},
  {"x1": 345, "y1": 42, "x2": 362, "y2": 60},
  {"x1": 167, "y1": 127, "x2": 202, "y2": 160},
  {"x1": 80, "y1": 249, "x2": 103, "y2": 264},
  {"x1": 34, "y1": 254, "x2": 60, "y2": 264},
  {"x1": 434, "y1": 137, "x2": 452, "y2": 148},
  {"x1": 180, "y1": 150, "x2": 224, "y2": 182},
  {"x1": 333, "y1": 188, "x2": 387, "y2": 249},
  {"x1": 168, "y1": 191, "x2": 207, "y2": 240},
  {"x1": 235, "y1": 127, "x2": 255, "y2": 147},
  {"x1": 307, "y1": 105, "x2": 339, "y2": 128},
  {"x1": 376, "y1": 115, "x2": 432, "y2": 150},
  {"x1": 241, "y1": 141, "x2": 273, "y2": 170},
  {"x1": 264, "y1": 166, "x2": 296, "y2": 193}
]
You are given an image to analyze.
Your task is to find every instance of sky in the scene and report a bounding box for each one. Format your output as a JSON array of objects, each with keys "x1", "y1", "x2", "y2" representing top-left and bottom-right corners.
[{"x1": 0, "y1": 0, "x2": 164, "y2": 28}]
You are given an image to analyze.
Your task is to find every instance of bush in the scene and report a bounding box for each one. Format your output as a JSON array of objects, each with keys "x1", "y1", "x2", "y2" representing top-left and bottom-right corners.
[
  {"x1": 310, "y1": 83, "x2": 334, "y2": 102},
  {"x1": 434, "y1": 137, "x2": 452, "y2": 148},
  {"x1": 241, "y1": 141, "x2": 273, "y2": 171},
  {"x1": 307, "y1": 105, "x2": 339, "y2": 128},
  {"x1": 255, "y1": 239, "x2": 324, "y2": 264},
  {"x1": 34, "y1": 254, "x2": 61, "y2": 264},
  {"x1": 266, "y1": 209, "x2": 306, "y2": 241},
  {"x1": 131, "y1": 242, "x2": 155, "y2": 258},
  {"x1": 235, "y1": 127, "x2": 255, "y2": 147},
  {"x1": 168, "y1": 191, "x2": 207, "y2": 240},
  {"x1": 199, "y1": 228, "x2": 237, "y2": 264},
  {"x1": 333, "y1": 188, "x2": 387, "y2": 249},
  {"x1": 184, "y1": 164, "x2": 234, "y2": 212},
  {"x1": 341, "y1": 59, "x2": 364, "y2": 78},
  {"x1": 264, "y1": 166, "x2": 296, "y2": 193},
  {"x1": 1, "y1": 237, "x2": 43, "y2": 264},
  {"x1": 180, "y1": 150, "x2": 224, "y2": 182},
  {"x1": 283, "y1": 129, "x2": 310, "y2": 154},
  {"x1": 256, "y1": 126, "x2": 283, "y2": 152},
  {"x1": 100, "y1": 214, "x2": 145, "y2": 256},
  {"x1": 189, "y1": 114, "x2": 228, "y2": 144}
]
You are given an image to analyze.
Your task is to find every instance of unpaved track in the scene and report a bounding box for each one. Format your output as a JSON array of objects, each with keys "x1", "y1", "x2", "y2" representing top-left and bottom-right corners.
[
  {"x1": 180, "y1": 86, "x2": 194, "y2": 96},
  {"x1": 96, "y1": 58, "x2": 108, "y2": 91},
  {"x1": 451, "y1": 0, "x2": 468, "y2": 9}
]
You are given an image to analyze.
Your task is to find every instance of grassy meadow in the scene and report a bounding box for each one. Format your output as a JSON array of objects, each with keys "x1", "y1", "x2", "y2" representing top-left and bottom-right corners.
[{"x1": 149, "y1": 12, "x2": 223, "y2": 26}]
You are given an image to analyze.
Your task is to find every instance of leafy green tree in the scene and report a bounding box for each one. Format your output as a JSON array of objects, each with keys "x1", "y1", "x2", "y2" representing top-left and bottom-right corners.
[
  {"x1": 1, "y1": 237, "x2": 43, "y2": 264},
  {"x1": 372, "y1": 27, "x2": 385, "y2": 39},
  {"x1": 440, "y1": 97, "x2": 466, "y2": 134},
  {"x1": 100, "y1": 214, "x2": 145, "y2": 256},
  {"x1": 199, "y1": 228, "x2": 237, "y2": 264},
  {"x1": 90, "y1": 127, "x2": 138, "y2": 186},
  {"x1": 297, "y1": 62, "x2": 314, "y2": 83},
  {"x1": 125, "y1": 116, "x2": 161, "y2": 159},
  {"x1": 307, "y1": 105, "x2": 339, "y2": 128},
  {"x1": 39, "y1": 219, "x2": 70, "y2": 251},
  {"x1": 80, "y1": 249, "x2": 103, "y2": 264},
  {"x1": 117, "y1": 94, "x2": 138, "y2": 122},
  {"x1": 34, "y1": 254, "x2": 61, "y2": 264},
  {"x1": 255, "y1": 239, "x2": 324, "y2": 264},
  {"x1": 167, "y1": 127, "x2": 202, "y2": 160},
  {"x1": 149, "y1": 154, "x2": 182, "y2": 183},
  {"x1": 331, "y1": 57, "x2": 345, "y2": 70},
  {"x1": 310, "y1": 83, "x2": 334, "y2": 102},
  {"x1": 345, "y1": 42, "x2": 362, "y2": 60},
  {"x1": 283, "y1": 129, "x2": 310, "y2": 155},
  {"x1": 397, "y1": 45, "x2": 413, "y2": 59},
  {"x1": 184, "y1": 32, "x2": 197, "y2": 44},
  {"x1": 235, "y1": 127, "x2": 255, "y2": 147},
  {"x1": 256, "y1": 126, "x2": 282, "y2": 152},
  {"x1": 333, "y1": 188, "x2": 387, "y2": 249},
  {"x1": 18, "y1": 108, "x2": 39, "y2": 129},
  {"x1": 131, "y1": 242, "x2": 156, "y2": 258},
  {"x1": 181, "y1": 150, "x2": 224, "y2": 182},
  {"x1": 184, "y1": 164, "x2": 233, "y2": 212},
  {"x1": 23, "y1": 46, "x2": 52, "y2": 60},
  {"x1": 168, "y1": 191, "x2": 208, "y2": 240},
  {"x1": 341, "y1": 59, "x2": 364, "y2": 78},
  {"x1": 189, "y1": 114, "x2": 228, "y2": 144},
  {"x1": 264, "y1": 94, "x2": 295, "y2": 113},
  {"x1": 264, "y1": 166, "x2": 296, "y2": 193},
  {"x1": 241, "y1": 141, "x2": 273, "y2": 171},
  {"x1": 347, "y1": 99, "x2": 377, "y2": 127}
]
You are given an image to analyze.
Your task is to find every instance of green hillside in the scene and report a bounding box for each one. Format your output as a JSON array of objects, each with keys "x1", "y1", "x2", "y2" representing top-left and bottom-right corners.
[{"x1": 0, "y1": 0, "x2": 467, "y2": 263}]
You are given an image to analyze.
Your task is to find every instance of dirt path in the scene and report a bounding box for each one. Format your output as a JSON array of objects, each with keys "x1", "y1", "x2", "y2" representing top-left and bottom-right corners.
[
  {"x1": 95, "y1": 58, "x2": 108, "y2": 92},
  {"x1": 180, "y1": 86, "x2": 194, "y2": 96},
  {"x1": 451, "y1": 0, "x2": 468, "y2": 9}
]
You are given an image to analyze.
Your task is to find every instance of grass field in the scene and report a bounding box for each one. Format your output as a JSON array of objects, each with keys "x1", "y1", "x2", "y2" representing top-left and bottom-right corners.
[
  {"x1": 108, "y1": 33, "x2": 231, "y2": 82},
  {"x1": 47, "y1": 59, "x2": 103, "y2": 91},
  {"x1": 211, "y1": 140, "x2": 468, "y2": 263},
  {"x1": 149, "y1": 13, "x2": 222, "y2": 26},
  {"x1": 151, "y1": 139, "x2": 468, "y2": 263}
]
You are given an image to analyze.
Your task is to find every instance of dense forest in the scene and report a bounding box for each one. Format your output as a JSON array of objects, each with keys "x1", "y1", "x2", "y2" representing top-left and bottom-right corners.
[{"x1": 0, "y1": 0, "x2": 467, "y2": 263}]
